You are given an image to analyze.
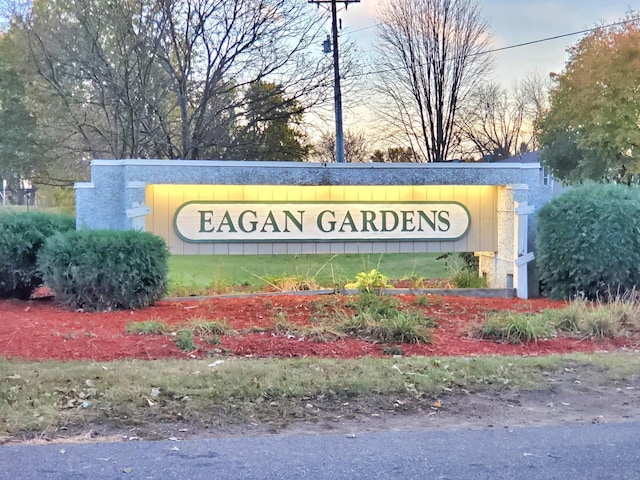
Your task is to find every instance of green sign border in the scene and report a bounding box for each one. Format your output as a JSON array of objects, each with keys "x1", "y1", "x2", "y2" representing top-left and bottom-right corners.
[{"x1": 173, "y1": 200, "x2": 472, "y2": 244}]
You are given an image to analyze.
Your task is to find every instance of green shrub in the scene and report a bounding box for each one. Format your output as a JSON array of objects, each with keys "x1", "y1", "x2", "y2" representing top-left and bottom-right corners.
[
  {"x1": 38, "y1": 229, "x2": 169, "y2": 311},
  {"x1": 536, "y1": 183, "x2": 640, "y2": 300},
  {"x1": 0, "y1": 212, "x2": 75, "y2": 299}
]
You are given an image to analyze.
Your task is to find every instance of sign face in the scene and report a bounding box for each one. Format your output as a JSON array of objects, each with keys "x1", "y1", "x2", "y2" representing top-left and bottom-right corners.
[{"x1": 174, "y1": 201, "x2": 471, "y2": 243}]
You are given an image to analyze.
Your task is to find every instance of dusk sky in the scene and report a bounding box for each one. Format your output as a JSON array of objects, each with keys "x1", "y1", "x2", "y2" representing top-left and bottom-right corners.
[{"x1": 322, "y1": 0, "x2": 636, "y2": 134}]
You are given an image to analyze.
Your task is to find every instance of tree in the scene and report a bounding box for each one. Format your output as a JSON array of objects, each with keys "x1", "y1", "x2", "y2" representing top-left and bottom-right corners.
[
  {"x1": 10, "y1": 0, "x2": 330, "y2": 161},
  {"x1": 231, "y1": 81, "x2": 310, "y2": 161},
  {"x1": 314, "y1": 129, "x2": 370, "y2": 163},
  {"x1": 0, "y1": 33, "x2": 39, "y2": 182},
  {"x1": 373, "y1": 0, "x2": 492, "y2": 163},
  {"x1": 369, "y1": 146, "x2": 415, "y2": 162},
  {"x1": 458, "y1": 82, "x2": 526, "y2": 160},
  {"x1": 539, "y1": 13, "x2": 640, "y2": 184}
]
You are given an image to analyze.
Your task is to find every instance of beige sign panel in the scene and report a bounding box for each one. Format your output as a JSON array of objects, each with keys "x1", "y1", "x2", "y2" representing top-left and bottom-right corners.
[
  {"x1": 174, "y1": 201, "x2": 471, "y2": 243},
  {"x1": 146, "y1": 184, "x2": 497, "y2": 255}
]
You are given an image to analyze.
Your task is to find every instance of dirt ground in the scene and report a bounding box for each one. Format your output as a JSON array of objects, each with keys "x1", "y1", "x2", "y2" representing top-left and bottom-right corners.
[{"x1": 9, "y1": 361, "x2": 637, "y2": 446}]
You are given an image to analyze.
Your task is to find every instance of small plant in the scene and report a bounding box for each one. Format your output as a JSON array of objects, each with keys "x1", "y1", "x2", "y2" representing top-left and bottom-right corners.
[
  {"x1": 261, "y1": 274, "x2": 319, "y2": 292},
  {"x1": 344, "y1": 269, "x2": 393, "y2": 293},
  {"x1": 452, "y1": 268, "x2": 487, "y2": 289},
  {"x1": 382, "y1": 345, "x2": 404, "y2": 356},
  {"x1": 125, "y1": 320, "x2": 169, "y2": 335},
  {"x1": 337, "y1": 294, "x2": 434, "y2": 344},
  {"x1": 189, "y1": 318, "x2": 236, "y2": 336},
  {"x1": 472, "y1": 311, "x2": 556, "y2": 344},
  {"x1": 272, "y1": 311, "x2": 294, "y2": 334},
  {"x1": 346, "y1": 293, "x2": 399, "y2": 317},
  {"x1": 548, "y1": 297, "x2": 640, "y2": 339},
  {"x1": 203, "y1": 335, "x2": 222, "y2": 345},
  {"x1": 175, "y1": 329, "x2": 196, "y2": 352},
  {"x1": 413, "y1": 295, "x2": 430, "y2": 307}
]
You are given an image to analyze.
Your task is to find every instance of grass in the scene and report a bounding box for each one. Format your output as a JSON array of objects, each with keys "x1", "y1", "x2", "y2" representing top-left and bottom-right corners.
[
  {"x1": 125, "y1": 319, "x2": 169, "y2": 335},
  {"x1": 473, "y1": 311, "x2": 557, "y2": 344},
  {"x1": 167, "y1": 253, "x2": 461, "y2": 296},
  {"x1": 337, "y1": 294, "x2": 435, "y2": 344},
  {"x1": 175, "y1": 330, "x2": 196, "y2": 352},
  {"x1": 452, "y1": 268, "x2": 488, "y2": 288},
  {"x1": 471, "y1": 297, "x2": 640, "y2": 344},
  {"x1": 189, "y1": 318, "x2": 237, "y2": 336},
  {"x1": 2, "y1": 353, "x2": 639, "y2": 437}
]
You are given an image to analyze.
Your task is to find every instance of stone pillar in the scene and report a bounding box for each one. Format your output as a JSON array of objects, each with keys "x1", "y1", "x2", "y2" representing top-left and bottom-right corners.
[{"x1": 478, "y1": 184, "x2": 530, "y2": 296}]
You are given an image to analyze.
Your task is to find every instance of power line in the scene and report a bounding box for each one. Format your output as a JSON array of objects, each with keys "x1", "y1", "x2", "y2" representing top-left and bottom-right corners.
[{"x1": 344, "y1": 15, "x2": 640, "y2": 79}]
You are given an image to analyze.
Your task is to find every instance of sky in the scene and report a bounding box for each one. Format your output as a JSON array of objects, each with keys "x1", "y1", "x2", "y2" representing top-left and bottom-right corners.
[{"x1": 320, "y1": 0, "x2": 636, "y2": 133}]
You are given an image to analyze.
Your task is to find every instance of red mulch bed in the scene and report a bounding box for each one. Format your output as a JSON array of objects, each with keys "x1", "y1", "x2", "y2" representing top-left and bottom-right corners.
[{"x1": 1, "y1": 293, "x2": 636, "y2": 361}]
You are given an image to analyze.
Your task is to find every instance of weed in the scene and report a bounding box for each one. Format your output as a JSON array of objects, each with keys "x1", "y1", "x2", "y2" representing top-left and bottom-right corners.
[
  {"x1": 272, "y1": 311, "x2": 294, "y2": 334},
  {"x1": 344, "y1": 269, "x2": 393, "y2": 293},
  {"x1": 203, "y1": 335, "x2": 222, "y2": 345},
  {"x1": 125, "y1": 320, "x2": 169, "y2": 335},
  {"x1": 175, "y1": 329, "x2": 196, "y2": 352},
  {"x1": 338, "y1": 309, "x2": 432, "y2": 344},
  {"x1": 452, "y1": 268, "x2": 487, "y2": 288},
  {"x1": 346, "y1": 293, "x2": 399, "y2": 317},
  {"x1": 258, "y1": 274, "x2": 319, "y2": 292},
  {"x1": 413, "y1": 295, "x2": 430, "y2": 307},
  {"x1": 189, "y1": 318, "x2": 237, "y2": 336},
  {"x1": 383, "y1": 345, "x2": 404, "y2": 356},
  {"x1": 473, "y1": 311, "x2": 556, "y2": 344},
  {"x1": 548, "y1": 297, "x2": 640, "y2": 339},
  {"x1": 203, "y1": 279, "x2": 232, "y2": 295}
]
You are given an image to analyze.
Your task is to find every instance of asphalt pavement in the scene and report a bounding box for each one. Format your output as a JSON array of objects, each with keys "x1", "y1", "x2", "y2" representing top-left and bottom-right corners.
[{"x1": 1, "y1": 420, "x2": 639, "y2": 479}]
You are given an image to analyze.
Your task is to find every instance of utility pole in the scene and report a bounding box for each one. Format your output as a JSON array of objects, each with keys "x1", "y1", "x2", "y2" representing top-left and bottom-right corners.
[{"x1": 308, "y1": 0, "x2": 360, "y2": 163}]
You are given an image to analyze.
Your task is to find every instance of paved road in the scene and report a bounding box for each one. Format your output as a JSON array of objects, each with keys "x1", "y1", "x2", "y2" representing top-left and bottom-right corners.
[{"x1": 1, "y1": 421, "x2": 639, "y2": 479}]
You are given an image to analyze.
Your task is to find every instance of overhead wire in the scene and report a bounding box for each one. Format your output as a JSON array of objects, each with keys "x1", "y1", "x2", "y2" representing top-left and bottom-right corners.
[{"x1": 338, "y1": 15, "x2": 640, "y2": 79}]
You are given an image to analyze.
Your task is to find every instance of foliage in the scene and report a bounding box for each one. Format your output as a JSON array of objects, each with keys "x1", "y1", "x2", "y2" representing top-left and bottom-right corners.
[
  {"x1": 231, "y1": 81, "x2": 310, "y2": 161},
  {"x1": 472, "y1": 311, "x2": 556, "y2": 344},
  {"x1": 539, "y1": 13, "x2": 640, "y2": 184},
  {"x1": 546, "y1": 297, "x2": 640, "y2": 339},
  {"x1": 38, "y1": 230, "x2": 169, "y2": 311},
  {"x1": 382, "y1": 345, "x2": 404, "y2": 356},
  {"x1": 7, "y1": 0, "x2": 328, "y2": 162},
  {"x1": 452, "y1": 269, "x2": 488, "y2": 289},
  {"x1": 167, "y1": 253, "x2": 456, "y2": 296},
  {"x1": 338, "y1": 293, "x2": 435, "y2": 344},
  {"x1": 189, "y1": 319, "x2": 237, "y2": 337},
  {"x1": 536, "y1": 183, "x2": 640, "y2": 299},
  {"x1": 0, "y1": 211, "x2": 75, "y2": 299},
  {"x1": 125, "y1": 320, "x2": 169, "y2": 335},
  {"x1": 0, "y1": 35, "x2": 42, "y2": 183},
  {"x1": 174, "y1": 330, "x2": 196, "y2": 352},
  {"x1": 369, "y1": 146, "x2": 416, "y2": 163},
  {"x1": 344, "y1": 269, "x2": 393, "y2": 293},
  {"x1": 472, "y1": 298, "x2": 640, "y2": 344}
]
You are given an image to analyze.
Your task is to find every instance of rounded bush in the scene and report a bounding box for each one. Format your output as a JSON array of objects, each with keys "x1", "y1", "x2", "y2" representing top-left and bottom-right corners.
[
  {"x1": 0, "y1": 211, "x2": 75, "y2": 299},
  {"x1": 536, "y1": 183, "x2": 640, "y2": 299},
  {"x1": 38, "y1": 229, "x2": 169, "y2": 311}
]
